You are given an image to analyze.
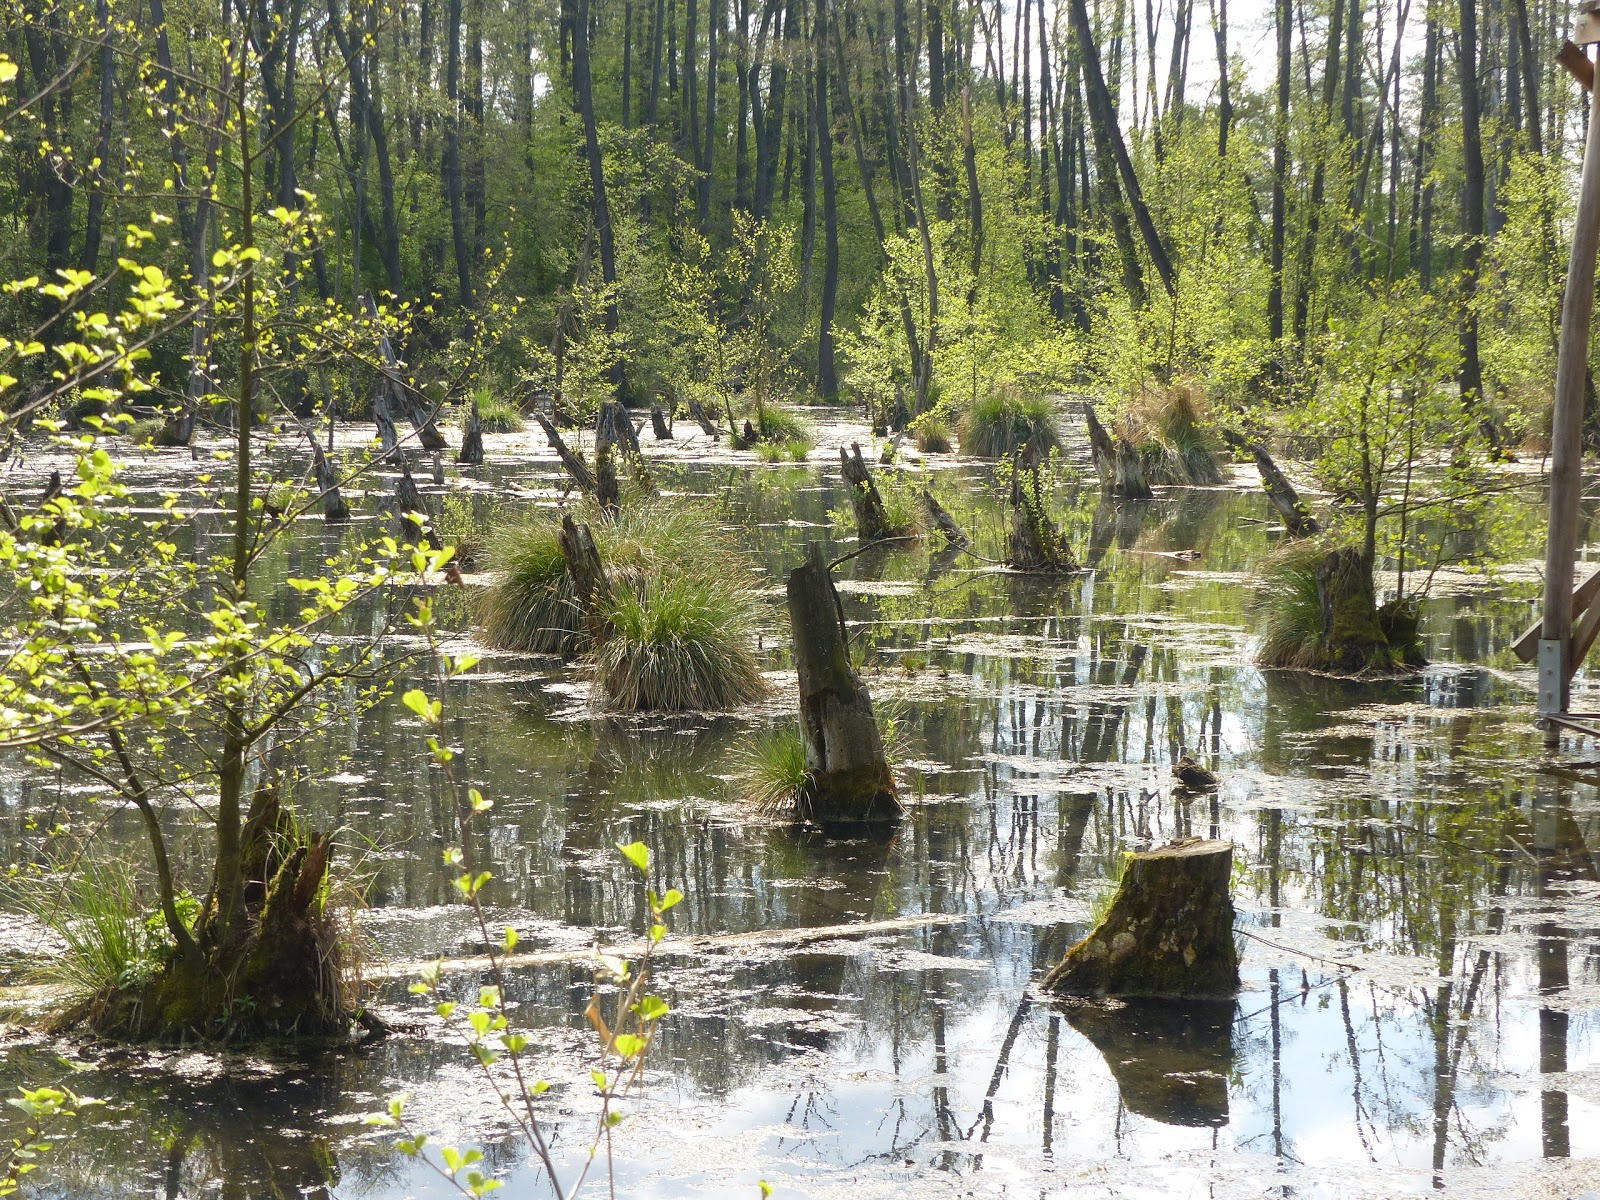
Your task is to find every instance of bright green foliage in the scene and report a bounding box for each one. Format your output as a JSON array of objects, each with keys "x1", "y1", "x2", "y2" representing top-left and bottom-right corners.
[{"x1": 736, "y1": 724, "x2": 813, "y2": 814}]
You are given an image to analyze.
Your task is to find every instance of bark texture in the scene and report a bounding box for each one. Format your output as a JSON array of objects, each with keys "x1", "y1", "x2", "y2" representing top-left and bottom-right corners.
[
  {"x1": 786, "y1": 540, "x2": 900, "y2": 825},
  {"x1": 1251, "y1": 444, "x2": 1317, "y2": 536},
  {"x1": 1043, "y1": 838, "x2": 1239, "y2": 999},
  {"x1": 458, "y1": 397, "x2": 485, "y2": 464},
  {"x1": 840, "y1": 443, "x2": 896, "y2": 542}
]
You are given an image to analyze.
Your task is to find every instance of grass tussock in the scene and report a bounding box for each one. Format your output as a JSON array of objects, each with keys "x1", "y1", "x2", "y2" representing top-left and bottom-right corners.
[
  {"x1": 914, "y1": 414, "x2": 954, "y2": 454},
  {"x1": 471, "y1": 389, "x2": 525, "y2": 434},
  {"x1": 748, "y1": 402, "x2": 814, "y2": 448},
  {"x1": 126, "y1": 416, "x2": 166, "y2": 446},
  {"x1": 736, "y1": 724, "x2": 812, "y2": 814},
  {"x1": 1120, "y1": 383, "x2": 1224, "y2": 486},
  {"x1": 959, "y1": 392, "x2": 1063, "y2": 458},
  {"x1": 480, "y1": 501, "x2": 767, "y2": 711},
  {"x1": 1251, "y1": 539, "x2": 1328, "y2": 670},
  {"x1": 756, "y1": 438, "x2": 811, "y2": 463}
]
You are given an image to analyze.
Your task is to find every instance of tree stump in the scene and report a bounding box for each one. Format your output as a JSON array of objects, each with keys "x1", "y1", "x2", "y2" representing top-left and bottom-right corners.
[
  {"x1": 1006, "y1": 460, "x2": 1078, "y2": 572},
  {"x1": 1082, "y1": 402, "x2": 1118, "y2": 494},
  {"x1": 687, "y1": 394, "x2": 720, "y2": 438},
  {"x1": 922, "y1": 489, "x2": 969, "y2": 547},
  {"x1": 534, "y1": 411, "x2": 597, "y2": 494},
  {"x1": 600, "y1": 400, "x2": 655, "y2": 495},
  {"x1": 394, "y1": 462, "x2": 439, "y2": 549},
  {"x1": 786, "y1": 540, "x2": 901, "y2": 826},
  {"x1": 558, "y1": 513, "x2": 612, "y2": 640},
  {"x1": 459, "y1": 397, "x2": 485, "y2": 465},
  {"x1": 373, "y1": 385, "x2": 401, "y2": 462},
  {"x1": 1251, "y1": 443, "x2": 1317, "y2": 536},
  {"x1": 650, "y1": 403, "x2": 674, "y2": 439},
  {"x1": 1042, "y1": 838, "x2": 1239, "y2": 999},
  {"x1": 1314, "y1": 545, "x2": 1390, "y2": 672},
  {"x1": 840, "y1": 443, "x2": 895, "y2": 543},
  {"x1": 310, "y1": 443, "x2": 350, "y2": 523},
  {"x1": 594, "y1": 406, "x2": 621, "y2": 516},
  {"x1": 1113, "y1": 436, "x2": 1154, "y2": 500}
]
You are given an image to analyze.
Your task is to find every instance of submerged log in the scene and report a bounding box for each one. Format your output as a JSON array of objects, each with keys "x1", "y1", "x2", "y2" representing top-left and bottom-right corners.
[
  {"x1": 922, "y1": 489, "x2": 969, "y2": 547},
  {"x1": 650, "y1": 403, "x2": 674, "y2": 440},
  {"x1": 840, "y1": 443, "x2": 895, "y2": 543},
  {"x1": 1006, "y1": 459, "x2": 1078, "y2": 572},
  {"x1": 310, "y1": 443, "x2": 350, "y2": 523},
  {"x1": 459, "y1": 397, "x2": 485, "y2": 465},
  {"x1": 786, "y1": 540, "x2": 901, "y2": 826},
  {"x1": 1043, "y1": 838, "x2": 1239, "y2": 999},
  {"x1": 534, "y1": 411, "x2": 596, "y2": 494},
  {"x1": 1251, "y1": 443, "x2": 1318, "y2": 536}
]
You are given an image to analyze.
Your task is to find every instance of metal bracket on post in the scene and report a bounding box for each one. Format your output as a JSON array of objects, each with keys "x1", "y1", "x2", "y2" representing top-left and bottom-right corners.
[{"x1": 1539, "y1": 636, "x2": 1568, "y2": 720}]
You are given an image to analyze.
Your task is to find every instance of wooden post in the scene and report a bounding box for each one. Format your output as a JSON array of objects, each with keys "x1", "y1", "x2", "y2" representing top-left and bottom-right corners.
[{"x1": 1541, "y1": 35, "x2": 1600, "y2": 743}]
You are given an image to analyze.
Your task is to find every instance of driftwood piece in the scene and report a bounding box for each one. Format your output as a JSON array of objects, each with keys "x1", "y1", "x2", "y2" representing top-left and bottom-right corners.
[
  {"x1": 310, "y1": 443, "x2": 350, "y2": 522},
  {"x1": 394, "y1": 462, "x2": 439, "y2": 548},
  {"x1": 557, "y1": 513, "x2": 612, "y2": 639},
  {"x1": 786, "y1": 540, "x2": 901, "y2": 826},
  {"x1": 922, "y1": 490, "x2": 969, "y2": 547},
  {"x1": 687, "y1": 394, "x2": 720, "y2": 438},
  {"x1": 534, "y1": 412, "x2": 596, "y2": 494},
  {"x1": 1006, "y1": 460, "x2": 1078, "y2": 572},
  {"x1": 650, "y1": 403, "x2": 674, "y2": 439},
  {"x1": 1250, "y1": 444, "x2": 1317, "y2": 536},
  {"x1": 458, "y1": 398, "x2": 485, "y2": 465},
  {"x1": 840, "y1": 443, "x2": 895, "y2": 543},
  {"x1": 1043, "y1": 838, "x2": 1239, "y2": 999}
]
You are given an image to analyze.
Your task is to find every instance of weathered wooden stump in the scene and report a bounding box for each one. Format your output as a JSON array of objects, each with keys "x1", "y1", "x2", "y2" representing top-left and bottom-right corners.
[
  {"x1": 1314, "y1": 545, "x2": 1390, "y2": 671},
  {"x1": 687, "y1": 394, "x2": 720, "y2": 438},
  {"x1": 922, "y1": 489, "x2": 969, "y2": 547},
  {"x1": 373, "y1": 385, "x2": 401, "y2": 462},
  {"x1": 459, "y1": 397, "x2": 485, "y2": 465},
  {"x1": 394, "y1": 462, "x2": 439, "y2": 549},
  {"x1": 786, "y1": 541, "x2": 901, "y2": 826},
  {"x1": 557, "y1": 513, "x2": 612, "y2": 640},
  {"x1": 840, "y1": 443, "x2": 895, "y2": 543},
  {"x1": 310, "y1": 443, "x2": 350, "y2": 523},
  {"x1": 1043, "y1": 838, "x2": 1239, "y2": 999},
  {"x1": 533, "y1": 411, "x2": 596, "y2": 494},
  {"x1": 1113, "y1": 435, "x2": 1154, "y2": 500},
  {"x1": 594, "y1": 406, "x2": 621, "y2": 516},
  {"x1": 599, "y1": 400, "x2": 655, "y2": 496},
  {"x1": 1006, "y1": 459, "x2": 1078, "y2": 572},
  {"x1": 650, "y1": 403, "x2": 674, "y2": 440},
  {"x1": 1082, "y1": 402, "x2": 1118, "y2": 494},
  {"x1": 1251, "y1": 443, "x2": 1318, "y2": 536}
]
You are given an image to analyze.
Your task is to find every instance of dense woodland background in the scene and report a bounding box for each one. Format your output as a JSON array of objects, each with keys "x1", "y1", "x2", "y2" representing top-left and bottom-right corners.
[{"x1": 0, "y1": 0, "x2": 1589, "y2": 442}]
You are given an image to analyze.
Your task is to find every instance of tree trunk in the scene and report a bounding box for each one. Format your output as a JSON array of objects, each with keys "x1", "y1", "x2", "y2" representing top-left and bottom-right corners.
[
  {"x1": 558, "y1": 513, "x2": 614, "y2": 637},
  {"x1": 1266, "y1": 0, "x2": 1290, "y2": 345},
  {"x1": 817, "y1": 0, "x2": 840, "y2": 398},
  {"x1": 1113, "y1": 436, "x2": 1154, "y2": 500},
  {"x1": 395, "y1": 461, "x2": 440, "y2": 548},
  {"x1": 1083, "y1": 402, "x2": 1117, "y2": 493},
  {"x1": 687, "y1": 393, "x2": 721, "y2": 437},
  {"x1": 651, "y1": 403, "x2": 674, "y2": 438},
  {"x1": 311, "y1": 442, "x2": 352, "y2": 522},
  {"x1": 1251, "y1": 444, "x2": 1318, "y2": 536},
  {"x1": 1455, "y1": 0, "x2": 1505, "y2": 458},
  {"x1": 1007, "y1": 459, "x2": 1078, "y2": 571},
  {"x1": 459, "y1": 396, "x2": 485, "y2": 464},
  {"x1": 840, "y1": 443, "x2": 895, "y2": 542},
  {"x1": 1043, "y1": 838, "x2": 1239, "y2": 998},
  {"x1": 922, "y1": 489, "x2": 969, "y2": 546},
  {"x1": 594, "y1": 404, "x2": 621, "y2": 516},
  {"x1": 786, "y1": 540, "x2": 900, "y2": 825}
]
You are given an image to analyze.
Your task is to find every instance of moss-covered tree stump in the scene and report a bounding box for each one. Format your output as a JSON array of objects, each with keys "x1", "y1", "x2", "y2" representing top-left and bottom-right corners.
[
  {"x1": 1043, "y1": 838, "x2": 1238, "y2": 999},
  {"x1": 786, "y1": 540, "x2": 901, "y2": 826}
]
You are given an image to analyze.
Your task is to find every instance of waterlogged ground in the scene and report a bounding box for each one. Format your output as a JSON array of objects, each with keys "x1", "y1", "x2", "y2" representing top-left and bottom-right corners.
[{"x1": 0, "y1": 408, "x2": 1598, "y2": 1199}]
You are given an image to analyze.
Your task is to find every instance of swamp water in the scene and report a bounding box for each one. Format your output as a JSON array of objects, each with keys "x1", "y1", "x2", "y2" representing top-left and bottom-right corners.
[{"x1": 0, "y1": 412, "x2": 1596, "y2": 1199}]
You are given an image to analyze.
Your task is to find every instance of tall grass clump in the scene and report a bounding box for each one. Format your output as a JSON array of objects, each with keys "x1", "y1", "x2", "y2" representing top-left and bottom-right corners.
[
  {"x1": 959, "y1": 392, "x2": 1063, "y2": 457},
  {"x1": 6, "y1": 862, "x2": 190, "y2": 1027},
  {"x1": 471, "y1": 388, "x2": 525, "y2": 433},
  {"x1": 1251, "y1": 539, "x2": 1328, "y2": 669},
  {"x1": 735, "y1": 724, "x2": 812, "y2": 814},
  {"x1": 914, "y1": 413, "x2": 953, "y2": 454},
  {"x1": 480, "y1": 502, "x2": 767, "y2": 710},
  {"x1": 1122, "y1": 384, "x2": 1224, "y2": 486}
]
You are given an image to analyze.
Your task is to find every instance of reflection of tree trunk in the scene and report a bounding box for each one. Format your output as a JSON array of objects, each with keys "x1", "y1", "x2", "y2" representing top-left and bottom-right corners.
[{"x1": 1534, "y1": 787, "x2": 1571, "y2": 1158}]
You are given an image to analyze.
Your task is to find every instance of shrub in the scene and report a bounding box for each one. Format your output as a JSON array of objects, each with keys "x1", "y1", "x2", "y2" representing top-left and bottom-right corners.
[
  {"x1": 1252, "y1": 539, "x2": 1330, "y2": 670},
  {"x1": 959, "y1": 392, "x2": 1063, "y2": 457},
  {"x1": 471, "y1": 388, "x2": 524, "y2": 434},
  {"x1": 736, "y1": 724, "x2": 812, "y2": 814},
  {"x1": 480, "y1": 502, "x2": 768, "y2": 711}
]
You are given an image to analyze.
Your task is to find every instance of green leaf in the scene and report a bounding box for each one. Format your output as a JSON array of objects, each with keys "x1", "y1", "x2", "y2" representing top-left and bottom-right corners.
[
  {"x1": 658, "y1": 887, "x2": 684, "y2": 911},
  {"x1": 617, "y1": 841, "x2": 650, "y2": 873}
]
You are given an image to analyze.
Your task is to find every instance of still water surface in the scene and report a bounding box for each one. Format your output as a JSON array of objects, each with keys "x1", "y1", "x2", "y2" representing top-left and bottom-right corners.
[{"x1": 2, "y1": 414, "x2": 1596, "y2": 1199}]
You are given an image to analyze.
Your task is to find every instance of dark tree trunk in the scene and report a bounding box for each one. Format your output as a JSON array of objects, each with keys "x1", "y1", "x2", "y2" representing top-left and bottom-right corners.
[
  {"x1": 1043, "y1": 839, "x2": 1239, "y2": 999},
  {"x1": 558, "y1": 514, "x2": 614, "y2": 637},
  {"x1": 786, "y1": 541, "x2": 901, "y2": 825},
  {"x1": 79, "y1": 0, "x2": 115, "y2": 273},
  {"x1": 1294, "y1": 0, "x2": 1344, "y2": 349},
  {"x1": 395, "y1": 462, "x2": 440, "y2": 548},
  {"x1": 687, "y1": 393, "x2": 721, "y2": 437},
  {"x1": 817, "y1": 1, "x2": 840, "y2": 398},
  {"x1": 1456, "y1": 0, "x2": 1505, "y2": 457},
  {"x1": 328, "y1": 0, "x2": 404, "y2": 294},
  {"x1": 311, "y1": 442, "x2": 352, "y2": 521},
  {"x1": 443, "y1": 0, "x2": 474, "y2": 306},
  {"x1": 651, "y1": 403, "x2": 674, "y2": 438},
  {"x1": 534, "y1": 411, "x2": 598, "y2": 493},
  {"x1": 594, "y1": 403, "x2": 621, "y2": 516},
  {"x1": 700, "y1": 0, "x2": 722, "y2": 227},
  {"x1": 1266, "y1": 0, "x2": 1291, "y2": 345},
  {"x1": 574, "y1": 0, "x2": 624, "y2": 387},
  {"x1": 922, "y1": 489, "x2": 969, "y2": 546}
]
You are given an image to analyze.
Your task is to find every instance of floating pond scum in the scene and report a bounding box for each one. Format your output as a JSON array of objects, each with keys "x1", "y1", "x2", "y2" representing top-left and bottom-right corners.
[{"x1": 0, "y1": 414, "x2": 1595, "y2": 1199}]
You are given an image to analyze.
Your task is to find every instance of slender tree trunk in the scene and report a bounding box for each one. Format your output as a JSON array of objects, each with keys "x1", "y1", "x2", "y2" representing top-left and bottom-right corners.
[
  {"x1": 78, "y1": 0, "x2": 115, "y2": 273},
  {"x1": 818, "y1": 0, "x2": 839, "y2": 397},
  {"x1": 1293, "y1": 0, "x2": 1343, "y2": 348},
  {"x1": 575, "y1": 0, "x2": 624, "y2": 390},
  {"x1": 1457, "y1": 0, "x2": 1503, "y2": 454},
  {"x1": 443, "y1": 0, "x2": 474, "y2": 306},
  {"x1": 1267, "y1": 0, "x2": 1291, "y2": 345}
]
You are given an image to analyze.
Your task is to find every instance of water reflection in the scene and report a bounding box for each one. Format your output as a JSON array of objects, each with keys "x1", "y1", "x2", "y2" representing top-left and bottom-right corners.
[{"x1": 0, "y1": 427, "x2": 1596, "y2": 1196}]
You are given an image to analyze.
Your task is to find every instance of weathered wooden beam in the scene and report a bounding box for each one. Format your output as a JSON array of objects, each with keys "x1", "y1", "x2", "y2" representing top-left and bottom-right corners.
[
  {"x1": 1559, "y1": 39, "x2": 1595, "y2": 92},
  {"x1": 1512, "y1": 566, "x2": 1600, "y2": 662}
]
